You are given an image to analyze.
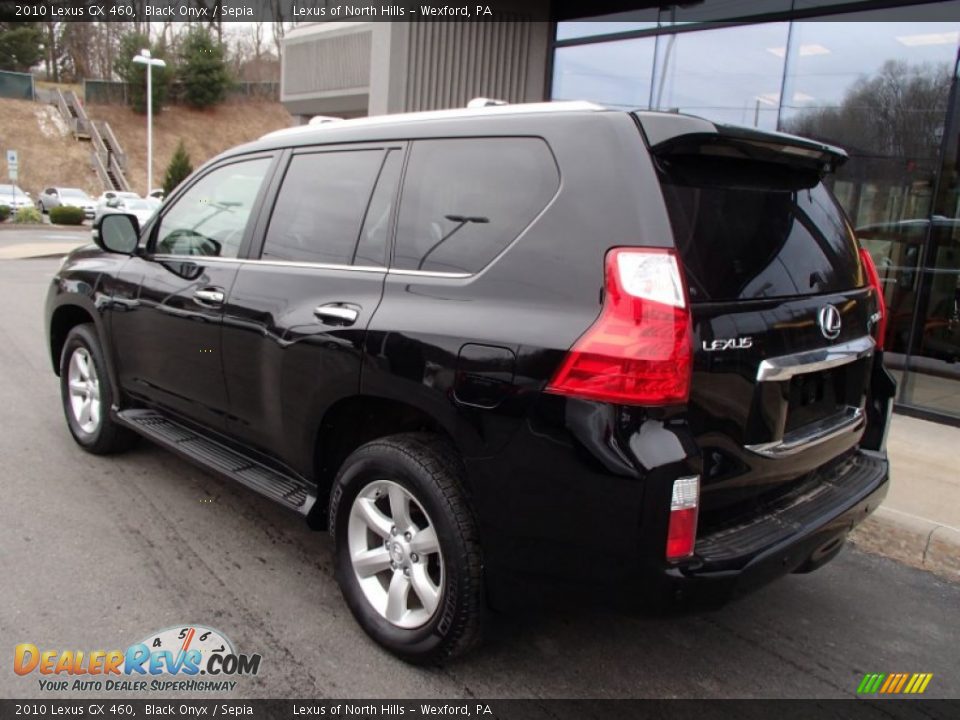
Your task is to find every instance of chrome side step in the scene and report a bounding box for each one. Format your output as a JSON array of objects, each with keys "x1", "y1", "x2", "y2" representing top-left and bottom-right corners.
[{"x1": 116, "y1": 409, "x2": 315, "y2": 515}]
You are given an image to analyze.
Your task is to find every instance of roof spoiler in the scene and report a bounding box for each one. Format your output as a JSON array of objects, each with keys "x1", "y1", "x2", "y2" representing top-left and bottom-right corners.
[{"x1": 634, "y1": 111, "x2": 848, "y2": 175}]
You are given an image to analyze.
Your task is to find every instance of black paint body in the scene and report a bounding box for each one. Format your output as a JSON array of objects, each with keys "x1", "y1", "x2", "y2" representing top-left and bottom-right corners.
[{"x1": 45, "y1": 108, "x2": 894, "y2": 609}]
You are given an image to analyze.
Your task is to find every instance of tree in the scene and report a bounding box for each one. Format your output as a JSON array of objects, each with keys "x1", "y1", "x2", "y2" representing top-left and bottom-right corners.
[
  {"x1": 0, "y1": 24, "x2": 44, "y2": 72},
  {"x1": 178, "y1": 26, "x2": 231, "y2": 109},
  {"x1": 163, "y1": 140, "x2": 193, "y2": 196},
  {"x1": 114, "y1": 31, "x2": 170, "y2": 114}
]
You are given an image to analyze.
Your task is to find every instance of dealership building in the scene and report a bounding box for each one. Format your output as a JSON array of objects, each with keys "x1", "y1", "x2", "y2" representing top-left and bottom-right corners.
[{"x1": 281, "y1": 1, "x2": 960, "y2": 424}]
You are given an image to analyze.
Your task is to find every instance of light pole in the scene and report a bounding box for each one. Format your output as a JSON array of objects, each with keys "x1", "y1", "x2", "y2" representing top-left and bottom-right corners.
[{"x1": 132, "y1": 48, "x2": 166, "y2": 196}]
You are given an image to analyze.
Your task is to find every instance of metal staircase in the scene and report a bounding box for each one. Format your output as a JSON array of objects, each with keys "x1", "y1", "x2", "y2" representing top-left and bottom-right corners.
[{"x1": 53, "y1": 87, "x2": 132, "y2": 193}]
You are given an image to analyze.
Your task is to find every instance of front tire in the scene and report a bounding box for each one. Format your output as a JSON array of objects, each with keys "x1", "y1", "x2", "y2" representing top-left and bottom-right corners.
[
  {"x1": 59, "y1": 324, "x2": 137, "y2": 455},
  {"x1": 330, "y1": 433, "x2": 483, "y2": 663}
]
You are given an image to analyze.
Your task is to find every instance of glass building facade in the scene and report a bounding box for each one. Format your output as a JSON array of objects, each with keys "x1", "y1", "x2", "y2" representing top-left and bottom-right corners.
[{"x1": 552, "y1": 1, "x2": 960, "y2": 423}]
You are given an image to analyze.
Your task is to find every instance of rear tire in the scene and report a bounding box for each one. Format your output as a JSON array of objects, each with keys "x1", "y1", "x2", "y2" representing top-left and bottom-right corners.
[
  {"x1": 59, "y1": 324, "x2": 138, "y2": 455},
  {"x1": 330, "y1": 433, "x2": 484, "y2": 664}
]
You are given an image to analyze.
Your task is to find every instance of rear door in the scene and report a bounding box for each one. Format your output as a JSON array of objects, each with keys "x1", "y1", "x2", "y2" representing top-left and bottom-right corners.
[
  {"x1": 640, "y1": 117, "x2": 882, "y2": 524},
  {"x1": 221, "y1": 143, "x2": 404, "y2": 477}
]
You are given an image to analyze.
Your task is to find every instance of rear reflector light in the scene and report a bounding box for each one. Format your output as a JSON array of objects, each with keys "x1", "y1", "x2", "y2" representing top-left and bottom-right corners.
[
  {"x1": 666, "y1": 475, "x2": 700, "y2": 561},
  {"x1": 546, "y1": 248, "x2": 693, "y2": 405},
  {"x1": 859, "y1": 247, "x2": 887, "y2": 351}
]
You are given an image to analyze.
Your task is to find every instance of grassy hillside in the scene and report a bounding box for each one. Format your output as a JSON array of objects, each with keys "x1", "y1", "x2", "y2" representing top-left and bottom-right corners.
[
  {"x1": 96, "y1": 101, "x2": 293, "y2": 196},
  {"x1": 0, "y1": 96, "x2": 293, "y2": 199},
  {"x1": 0, "y1": 99, "x2": 99, "y2": 198}
]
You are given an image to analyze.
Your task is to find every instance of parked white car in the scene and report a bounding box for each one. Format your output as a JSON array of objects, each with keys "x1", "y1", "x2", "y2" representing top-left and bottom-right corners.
[
  {"x1": 37, "y1": 187, "x2": 97, "y2": 218},
  {"x1": 0, "y1": 184, "x2": 33, "y2": 212},
  {"x1": 101, "y1": 196, "x2": 160, "y2": 228},
  {"x1": 94, "y1": 191, "x2": 140, "y2": 222}
]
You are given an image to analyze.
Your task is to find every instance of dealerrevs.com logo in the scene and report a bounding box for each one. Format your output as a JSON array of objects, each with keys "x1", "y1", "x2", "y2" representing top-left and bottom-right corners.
[{"x1": 14, "y1": 625, "x2": 261, "y2": 693}]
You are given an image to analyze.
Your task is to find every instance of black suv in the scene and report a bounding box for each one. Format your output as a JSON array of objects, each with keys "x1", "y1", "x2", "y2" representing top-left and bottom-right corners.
[{"x1": 46, "y1": 102, "x2": 895, "y2": 663}]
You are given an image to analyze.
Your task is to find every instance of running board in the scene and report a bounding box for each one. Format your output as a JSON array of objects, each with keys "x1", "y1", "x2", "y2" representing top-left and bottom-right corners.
[{"x1": 116, "y1": 409, "x2": 315, "y2": 515}]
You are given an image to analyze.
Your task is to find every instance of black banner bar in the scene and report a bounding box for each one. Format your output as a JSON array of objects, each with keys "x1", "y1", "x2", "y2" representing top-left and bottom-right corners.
[{"x1": 1, "y1": 700, "x2": 959, "y2": 720}]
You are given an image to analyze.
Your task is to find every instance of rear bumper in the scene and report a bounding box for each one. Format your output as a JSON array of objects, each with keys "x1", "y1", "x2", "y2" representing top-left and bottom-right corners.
[{"x1": 662, "y1": 451, "x2": 889, "y2": 605}]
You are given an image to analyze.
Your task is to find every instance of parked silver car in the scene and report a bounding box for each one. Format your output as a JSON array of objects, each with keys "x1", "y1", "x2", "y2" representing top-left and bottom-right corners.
[
  {"x1": 0, "y1": 184, "x2": 33, "y2": 212},
  {"x1": 37, "y1": 187, "x2": 96, "y2": 218}
]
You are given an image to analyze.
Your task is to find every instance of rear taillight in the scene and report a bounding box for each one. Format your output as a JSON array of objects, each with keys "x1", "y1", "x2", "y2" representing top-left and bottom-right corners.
[
  {"x1": 546, "y1": 248, "x2": 693, "y2": 405},
  {"x1": 859, "y1": 247, "x2": 887, "y2": 351},
  {"x1": 666, "y1": 475, "x2": 700, "y2": 561}
]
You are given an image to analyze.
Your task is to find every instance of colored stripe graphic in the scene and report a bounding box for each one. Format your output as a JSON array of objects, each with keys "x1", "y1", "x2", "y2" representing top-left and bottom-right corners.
[{"x1": 858, "y1": 673, "x2": 932, "y2": 694}]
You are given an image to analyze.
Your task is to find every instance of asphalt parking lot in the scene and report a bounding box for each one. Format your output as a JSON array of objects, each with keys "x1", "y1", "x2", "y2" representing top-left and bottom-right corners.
[{"x1": 1, "y1": 256, "x2": 958, "y2": 699}]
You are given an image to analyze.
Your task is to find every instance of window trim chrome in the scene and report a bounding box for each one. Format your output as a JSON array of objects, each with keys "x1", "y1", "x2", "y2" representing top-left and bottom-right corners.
[
  {"x1": 147, "y1": 254, "x2": 470, "y2": 278},
  {"x1": 756, "y1": 336, "x2": 875, "y2": 382}
]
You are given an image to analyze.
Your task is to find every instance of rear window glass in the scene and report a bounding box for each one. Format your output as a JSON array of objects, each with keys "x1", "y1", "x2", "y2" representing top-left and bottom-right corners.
[
  {"x1": 394, "y1": 138, "x2": 559, "y2": 274},
  {"x1": 657, "y1": 158, "x2": 864, "y2": 302}
]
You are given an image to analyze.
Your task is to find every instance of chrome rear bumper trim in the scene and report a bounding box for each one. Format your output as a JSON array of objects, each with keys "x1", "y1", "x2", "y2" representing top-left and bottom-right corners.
[{"x1": 746, "y1": 406, "x2": 865, "y2": 458}]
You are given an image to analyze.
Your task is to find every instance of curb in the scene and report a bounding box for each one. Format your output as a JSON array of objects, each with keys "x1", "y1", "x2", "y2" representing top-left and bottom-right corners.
[{"x1": 850, "y1": 506, "x2": 960, "y2": 581}]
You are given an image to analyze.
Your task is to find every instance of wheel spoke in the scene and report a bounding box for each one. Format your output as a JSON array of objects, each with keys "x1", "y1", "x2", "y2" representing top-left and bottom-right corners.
[
  {"x1": 76, "y1": 352, "x2": 91, "y2": 380},
  {"x1": 385, "y1": 570, "x2": 410, "y2": 623},
  {"x1": 409, "y1": 525, "x2": 439, "y2": 555},
  {"x1": 354, "y1": 497, "x2": 393, "y2": 539},
  {"x1": 388, "y1": 485, "x2": 414, "y2": 533},
  {"x1": 69, "y1": 380, "x2": 87, "y2": 396},
  {"x1": 89, "y1": 380, "x2": 100, "y2": 400},
  {"x1": 409, "y1": 564, "x2": 440, "y2": 615},
  {"x1": 89, "y1": 400, "x2": 101, "y2": 428},
  {"x1": 69, "y1": 352, "x2": 83, "y2": 381},
  {"x1": 77, "y1": 399, "x2": 92, "y2": 426},
  {"x1": 352, "y1": 547, "x2": 392, "y2": 578}
]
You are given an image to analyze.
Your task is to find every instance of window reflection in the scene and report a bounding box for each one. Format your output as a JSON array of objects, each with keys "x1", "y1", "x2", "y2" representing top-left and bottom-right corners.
[
  {"x1": 780, "y1": 21, "x2": 959, "y2": 228},
  {"x1": 552, "y1": 38, "x2": 656, "y2": 108},
  {"x1": 650, "y1": 23, "x2": 788, "y2": 131}
]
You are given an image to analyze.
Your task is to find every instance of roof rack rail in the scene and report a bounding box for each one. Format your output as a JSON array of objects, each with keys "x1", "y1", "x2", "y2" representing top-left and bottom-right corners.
[
  {"x1": 308, "y1": 115, "x2": 344, "y2": 125},
  {"x1": 466, "y1": 97, "x2": 508, "y2": 108}
]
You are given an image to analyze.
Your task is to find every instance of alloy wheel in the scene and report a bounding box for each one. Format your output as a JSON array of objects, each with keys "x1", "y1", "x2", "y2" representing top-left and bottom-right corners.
[
  {"x1": 347, "y1": 480, "x2": 444, "y2": 629},
  {"x1": 67, "y1": 347, "x2": 101, "y2": 435}
]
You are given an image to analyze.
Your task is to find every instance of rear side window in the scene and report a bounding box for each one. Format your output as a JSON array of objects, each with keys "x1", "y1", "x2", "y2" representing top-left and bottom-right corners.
[
  {"x1": 394, "y1": 138, "x2": 559, "y2": 274},
  {"x1": 263, "y1": 149, "x2": 385, "y2": 266},
  {"x1": 657, "y1": 159, "x2": 863, "y2": 301}
]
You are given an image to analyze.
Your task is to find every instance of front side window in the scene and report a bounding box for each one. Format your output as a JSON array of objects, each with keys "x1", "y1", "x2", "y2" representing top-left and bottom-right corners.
[
  {"x1": 394, "y1": 138, "x2": 560, "y2": 274},
  {"x1": 262, "y1": 149, "x2": 386, "y2": 266},
  {"x1": 154, "y1": 157, "x2": 271, "y2": 258}
]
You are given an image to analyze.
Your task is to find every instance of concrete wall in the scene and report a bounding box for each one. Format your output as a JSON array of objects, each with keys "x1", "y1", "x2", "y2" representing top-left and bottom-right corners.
[{"x1": 281, "y1": 20, "x2": 552, "y2": 120}]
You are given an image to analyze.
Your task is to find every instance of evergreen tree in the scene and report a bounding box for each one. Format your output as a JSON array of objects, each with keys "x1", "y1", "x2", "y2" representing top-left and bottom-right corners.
[
  {"x1": 114, "y1": 32, "x2": 169, "y2": 114},
  {"x1": 0, "y1": 24, "x2": 45, "y2": 73},
  {"x1": 178, "y1": 27, "x2": 231, "y2": 109},
  {"x1": 163, "y1": 140, "x2": 193, "y2": 196}
]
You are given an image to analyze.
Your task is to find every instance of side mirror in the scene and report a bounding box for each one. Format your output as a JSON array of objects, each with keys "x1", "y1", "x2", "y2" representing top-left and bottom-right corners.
[
  {"x1": 106, "y1": 198, "x2": 119, "y2": 208},
  {"x1": 94, "y1": 213, "x2": 140, "y2": 255}
]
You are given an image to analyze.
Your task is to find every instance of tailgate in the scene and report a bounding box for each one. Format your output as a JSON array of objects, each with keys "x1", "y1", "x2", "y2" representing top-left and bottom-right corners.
[{"x1": 638, "y1": 112, "x2": 882, "y2": 525}]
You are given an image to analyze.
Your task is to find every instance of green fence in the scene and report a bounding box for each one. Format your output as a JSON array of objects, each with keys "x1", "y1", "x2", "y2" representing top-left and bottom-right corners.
[
  {"x1": 84, "y1": 80, "x2": 279, "y2": 105},
  {"x1": 0, "y1": 71, "x2": 35, "y2": 101},
  {"x1": 84, "y1": 79, "x2": 128, "y2": 105}
]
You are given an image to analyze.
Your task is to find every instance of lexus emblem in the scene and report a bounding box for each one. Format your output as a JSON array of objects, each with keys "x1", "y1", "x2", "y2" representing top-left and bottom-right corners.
[{"x1": 818, "y1": 305, "x2": 842, "y2": 340}]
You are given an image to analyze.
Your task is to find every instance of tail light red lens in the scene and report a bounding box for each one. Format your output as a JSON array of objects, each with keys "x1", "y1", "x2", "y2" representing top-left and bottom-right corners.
[
  {"x1": 859, "y1": 247, "x2": 887, "y2": 351},
  {"x1": 666, "y1": 475, "x2": 700, "y2": 561},
  {"x1": 546, "y1": 247, "x2": 693, "y2": 405}
]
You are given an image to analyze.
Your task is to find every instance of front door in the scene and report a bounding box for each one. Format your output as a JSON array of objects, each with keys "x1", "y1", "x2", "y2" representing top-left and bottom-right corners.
[{"x1": 109, "y1": 154, "x2": 276, "y2": 430}]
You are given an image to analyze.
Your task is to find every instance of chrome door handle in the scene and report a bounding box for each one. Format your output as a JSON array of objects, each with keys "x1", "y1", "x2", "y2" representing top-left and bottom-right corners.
[
  {"x1": 314, "y1": 305, "x2": 359, "y2": 325},
  {"x1": 193, "y1": 288, "x2": 225, "y2": 305}
]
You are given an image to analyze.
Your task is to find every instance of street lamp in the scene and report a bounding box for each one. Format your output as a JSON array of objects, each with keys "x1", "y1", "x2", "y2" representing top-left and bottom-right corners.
[{"x1": 132, "y1": 48, "x2": 166, "y2": 196}]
